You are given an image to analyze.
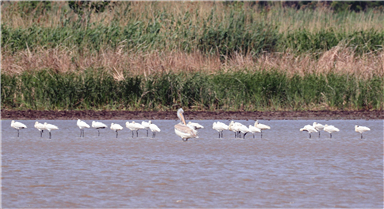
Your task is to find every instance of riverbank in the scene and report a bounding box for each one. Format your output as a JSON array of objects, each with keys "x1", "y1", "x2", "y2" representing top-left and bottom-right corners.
[{"x1": 2, "y1": 110, "x2": 383, "y2": 120}]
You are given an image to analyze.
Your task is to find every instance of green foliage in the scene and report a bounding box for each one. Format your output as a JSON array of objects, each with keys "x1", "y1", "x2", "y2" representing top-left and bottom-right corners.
[
  {"x1": 2, "y1": 70, "x2": 383, "y2": 111},
  {"x1": 17, "y1": 1, "x2": 51, "y2": 16},
  {"x1": 68, "y1": 1, "x2": 111, "y2": 14}
]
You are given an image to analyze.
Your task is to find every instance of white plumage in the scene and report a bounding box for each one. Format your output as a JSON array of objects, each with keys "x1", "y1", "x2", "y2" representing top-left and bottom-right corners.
[
  {"x1": 174, "y1": 108, "x2": 198, "y2": 141},
  {"x1": 324, "y1": 124, "x2": 340, "y2": 138},
  {"x1": 141, "y1": 121, "x2": 152, "y2": 137},
  {"x1": 248, "y1": 125, "x2": 261, "y2": 138},
  {"x1": 34, "y1": 121, "x2": 45, "y2": 137},
  {"x1": 313, "y1": 122, "x2": 325, "y2": 138},
  {"x1": 254, "y1": 120, "x2": 270, "y2": 138},
  {"x1": 11, "y1": 120, "x2": 27, "y2": 137},
  {"x1": 77, "y1": 119, "x2": 90, "y2": 137},
  {"x1": 212, "y1": 121, "x2": 229, "y2": 138},
  {"x1": 126, "y1": 121, "x2": 145, "y2": 138},
  {"x1": 188, "y1": 121, "x2": 204, "y2": 129},
  {"x1": 92, "y1": 121, "x2": 107, "y2": 136},
  {"x1": 44, "y1": 122, "x2": 59, "y2": 139},
  {"x1": 149, "y1": 123, "x2": 161, "y2": 138},
  {"x1": 238, "y1": 124, "x2": 250, "y2": 139},
  {"x1": 110, "y1": 123, "x2": 123, "y2": 138},
  {"x1": 355, "y1": 125, "x2": 370, "y2": 139},
  {"x1": 300, "y1": 125, "x2": 318, "y2": 138}
]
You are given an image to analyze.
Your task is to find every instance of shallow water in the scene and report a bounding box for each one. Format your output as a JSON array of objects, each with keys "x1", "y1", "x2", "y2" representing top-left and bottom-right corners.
[{"x1": 2, "y1": 119, "x2": 383, "y2": 208}]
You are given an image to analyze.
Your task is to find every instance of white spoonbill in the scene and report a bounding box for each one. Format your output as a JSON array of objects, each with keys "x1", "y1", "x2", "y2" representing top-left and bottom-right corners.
[
  {"x1": 212, "y1": 121, "x2": 229, "y2": 138},
  {"x1": 188, "y1": 121, "x2": 204, "y2": 129},
  {"x1": 110, "y1": 123, "x2": 123, "y2": 138},
  {"x1": 126, "y1": 121, "x2": 145, "y2": 138},
  {"x1": 238, "y1": 124, "x2": 250, "y2": 139},
  {"x1": 141, "y1": 121, "x2": 152, "y2": 137},
  {"x1": 355, "y1": 125, "x2": 370, "y2": 139},
  {"x1": 34, "y1": 121, "x2": 45, "y2": 137},
  {"x1": 11, "y1": 120, "x2": 27, "y2": 137},
  {"x1": 324, "y1": 124, "x2": 339, "y2": 138},
  {"x1": 228, "y1": 121, "x2": 244, "y2": 138},
  {"x1": 248, "y1": 125, "x2": 261, "y2": 138},
  {"x1": 77, "y1": 119, "x2": 90, "y2": 137},
  {"x1": 300, "y1": 125, "x2": 318, "y2": 138},
  {"x1": 44, "y1": 122, "x2": 59, "y2": 139},
  {"x1": 149, "y1": 123, "x2": 161, "y2": 138},
  {"x1": 313, "y1": 122, "x2": 325, "y2": 138},
  {"x1": 92, "y1": 121, "x2": 107, "y2": 136},
  {"x1": 254, "y1": 120, "x2": 270, "y2": 138},
  {"x1": 174, "y1": 108, "x2": 198, "y2": 141}
]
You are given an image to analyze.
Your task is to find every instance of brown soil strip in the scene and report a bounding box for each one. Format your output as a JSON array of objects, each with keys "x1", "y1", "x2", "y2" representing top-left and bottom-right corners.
[{"x1": 2, "y1": 110, "x2": 383, "y2": 120}]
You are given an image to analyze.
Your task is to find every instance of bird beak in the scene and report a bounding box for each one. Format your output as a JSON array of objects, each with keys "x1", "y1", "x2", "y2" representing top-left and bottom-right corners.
[{"x1": 179, "y1": 112, "x2": 186, "y2": 125}]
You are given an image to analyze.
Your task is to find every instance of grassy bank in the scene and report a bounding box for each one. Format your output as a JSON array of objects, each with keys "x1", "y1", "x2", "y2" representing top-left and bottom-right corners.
[{"x1": 2, "y1": 69, "x2": 383, "y2": 111}]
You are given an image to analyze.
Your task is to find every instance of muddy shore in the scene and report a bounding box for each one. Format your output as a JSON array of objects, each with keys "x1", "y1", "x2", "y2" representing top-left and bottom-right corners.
[{"x1": 1, "y1": 110, "x2": 383, "y2": 120}]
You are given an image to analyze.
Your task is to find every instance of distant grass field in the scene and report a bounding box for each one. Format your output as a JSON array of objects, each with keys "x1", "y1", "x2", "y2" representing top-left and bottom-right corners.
[{"x1": 2, "y1": 2, "x2": 383, "y2": 111}]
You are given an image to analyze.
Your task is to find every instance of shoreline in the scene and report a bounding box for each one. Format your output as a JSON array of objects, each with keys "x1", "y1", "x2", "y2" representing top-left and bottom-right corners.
[{"x1": 1, "y1": 110, "x2": 383, "y2": 120}]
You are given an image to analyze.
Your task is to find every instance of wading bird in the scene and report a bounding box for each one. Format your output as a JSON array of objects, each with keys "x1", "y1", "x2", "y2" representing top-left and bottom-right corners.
[
  {"x1": 300, "y1": 125, "x2": 318, "y2": 138},
  {"x1": 11, "y1": 120, "x2": 27, "y2": 137},
  {"x1": 77, "y1": 119, "x2": 90, "y2": 137},
  {"x1": 188, "y1": 121, "x2": 204, "y2": 130},
  {"x1": 254, "y1": 120, "x2": 271, "y2": 138},
  {"x1": 313, "y1": 122, "x2": 325, "y2": 138},
  {"x1": 92, "y1": 121, "x2": 107, "y2": 136},
  {"x1": 212, "y1": 121, "x2": 229, "y2": 138},
  {"x1": 355, "y1": 125, "x2": 370, "y2": 139},
  {"x1": 324, "y1": 124, "x2": 339, "y2": 138},
  {"x1": 44, "y1": 122, "x2": 59, "y2": 139},
  {"x1": 248, "y1": 125, "x2": 261, "y2": 138},
  {"x1": 110, "y1": 123, "x2": 123, "y2": 138},
  {"x1": 228, "y1": 121, "x2": 244, "y2": 138},
  {"x1": 174, "y1": 108, "x2": 198, "y2": 141},
  {"x1": 149, "y1": 123, "x2": 161, "y2": 138},
  {"x1": 141, "y1": 121, "x2": 152, "y2": 137},
  {"x1": 34, "y1": 121, "x2": 45, "y2": 137},
  {"x1": 126, "y1": 121, "x2": 145, "y2": 138},
  {"x1": 238, "y1": 124, "x2": 250, "y2": 139}
]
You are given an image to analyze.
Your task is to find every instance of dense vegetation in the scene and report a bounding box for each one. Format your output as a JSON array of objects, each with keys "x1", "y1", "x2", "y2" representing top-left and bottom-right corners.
[{"x1": 1, "y1": 2, "x2": 383, "y2": 111}]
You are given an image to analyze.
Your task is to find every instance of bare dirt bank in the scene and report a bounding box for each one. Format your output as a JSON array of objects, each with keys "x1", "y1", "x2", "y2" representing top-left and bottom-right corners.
[{"x1": 1, "y1": 110, "x2": 383, "y2": 120}]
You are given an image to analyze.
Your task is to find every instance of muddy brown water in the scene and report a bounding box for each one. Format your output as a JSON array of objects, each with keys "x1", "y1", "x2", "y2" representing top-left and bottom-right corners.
[{"x1": 2, "y1": 119, "x2": 383, "y2": 208}]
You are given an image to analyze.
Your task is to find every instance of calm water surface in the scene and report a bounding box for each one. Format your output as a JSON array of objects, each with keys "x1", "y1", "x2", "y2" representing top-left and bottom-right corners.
[{"x1": 2, "y1": 119, "x2": 383, "y2": 208}]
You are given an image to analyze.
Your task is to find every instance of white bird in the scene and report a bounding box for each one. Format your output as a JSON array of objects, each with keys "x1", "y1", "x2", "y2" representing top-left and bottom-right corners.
[
  {"x1": 44, "y1": 122, "x2": 59, "y2": 139},
  {"x1": 188, "y1": 121, "x2": 204, "y2": 129},
  {"x1": 110, "y1": 123, "x2": 123, "y2": 138},
  {"x1": 248, "y1": 125, "x2": 261, "y2": 138},
  {"x1": 34, "y1": 121, "x2": 45, "y2": 137},
  {"x1": 300, "y1": 125, "x2": 318, "y2": 138},
  {"x1": 324, "y1": 124, "x2": 340, "y2": 138},
  {"x1": 212, "y1": 121, "x2": 229, "y2": 138},
  {"x1": 174, "y1": 108, "x2": 198, "y2": 141},
  {"x1": 355, "y1": 125, "x2": 370, "y2": 139},
  {"x1": 141, "y1": 121, "x2": 152, "y2": 137},
  {"x1": 238, "y1": 124, "x2": 250, "y2": 139},
  {"x1": 11, "y1": 120, "x2": 27, "y2": 137},
  {"x1": 228, "y1": 121, "x2": 243, "y2": 138},
  {"x1": 126, "y1": 121, "x2": 145, "y2": 138},
  {"x1": 77, "y1": 119, "x2": 90, "y2": 137},
  {"x1": 254, "y1": 120, "x2": 270, "y2": 138},
  {"x1": 149, "y1": 123, "x2": 161, "y2": 138},
  {"x1": 92, "y1": 121, "x2": 107, "y2": 136},
  {"x1": 313, "y1": 122, "x2": 325, "y2": 138}
]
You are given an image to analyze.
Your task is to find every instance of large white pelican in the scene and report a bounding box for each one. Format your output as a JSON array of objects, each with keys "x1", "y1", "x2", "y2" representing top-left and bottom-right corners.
[
  {"x1": 174, "y1": 108, "x2": 198, "y2": 141},
  {"x1": 355, "y1": 125, "x2": 370, "y2": 139}
]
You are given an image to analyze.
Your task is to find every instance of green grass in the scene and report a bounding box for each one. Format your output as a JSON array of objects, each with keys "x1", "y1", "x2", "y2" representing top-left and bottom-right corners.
[{"x1": 2, "y1": 69, "x2": 383, "y2": 111}]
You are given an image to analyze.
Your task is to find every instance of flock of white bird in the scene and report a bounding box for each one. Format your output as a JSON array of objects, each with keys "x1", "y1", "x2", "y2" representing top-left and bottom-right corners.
[{"x1": 9, "y1": 108, "x2": 371, "y2": 140}]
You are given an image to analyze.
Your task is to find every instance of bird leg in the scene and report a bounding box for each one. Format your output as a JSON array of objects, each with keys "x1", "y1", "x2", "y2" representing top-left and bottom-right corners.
[
  {"x1": 116, "y1": 131, "x2": 118, "y2": 138},
  {"x1": 147, "y1": 129, "x2": 148, "y2": 137},
  {"x1": 136, "y1": 130, "x2": 139, "y2": 137},
  {"x1": 243, "y1": 133, "x2": 247, "y2": 139},
  {"x1": 261, "y1": 131, "x2": 263, "y2": 138},
  {"x1": 17, "y1": 129, "x2": 19, "y2": 137},
  {"x1": 330, "y1": 133, "x2": 332, "y2": 138},
  {"x1": 98, "y1": 129, "x2": 100, "y2": 136},
  {"x1": 132, "y1": 131, "x2": 134, "y2": 138},
  {"x1": 361, "y1": 134, "x2": 363, "y2": 139},
  {"x1": 318, "y1": 131, "x2": 321, "y2": 138},
  {"x1": 221, "y1": 131, "x2": 224, "y2": 138},
  {"x1": 309, "y1": 133, "x2": 311, "y2": 138},
  {"x1": 49, "y1": 132, "x2": 52, "y2": 139},
  {"x1": 40, "y1": 130, "x2": 43, "y2": 138}
]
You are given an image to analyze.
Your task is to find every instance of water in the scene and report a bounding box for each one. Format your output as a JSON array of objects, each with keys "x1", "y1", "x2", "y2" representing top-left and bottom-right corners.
[{"x1": 2, "y1": 119, "x2": 383, "y2": 208}]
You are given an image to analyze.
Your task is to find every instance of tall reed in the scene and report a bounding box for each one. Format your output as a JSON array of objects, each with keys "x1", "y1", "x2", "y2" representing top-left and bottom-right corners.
[{"x1": 2, "y1": 69, "x2": 383, "y2": 111}]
